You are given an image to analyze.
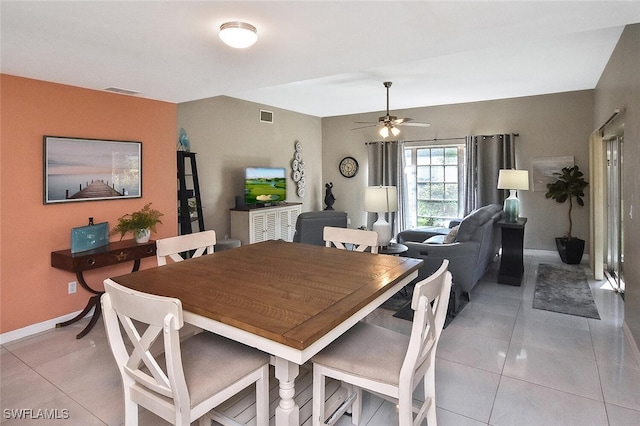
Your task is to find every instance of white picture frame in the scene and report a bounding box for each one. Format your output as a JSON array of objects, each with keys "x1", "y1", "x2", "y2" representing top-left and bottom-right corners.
[{"x1": 531, "y1": 156, "x2": 574, "y2": 192}]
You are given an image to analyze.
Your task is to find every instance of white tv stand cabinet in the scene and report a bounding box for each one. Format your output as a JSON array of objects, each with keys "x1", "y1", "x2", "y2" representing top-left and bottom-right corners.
[{"x1": 230, "y1": 203, "x2": 302, "y2": 246}]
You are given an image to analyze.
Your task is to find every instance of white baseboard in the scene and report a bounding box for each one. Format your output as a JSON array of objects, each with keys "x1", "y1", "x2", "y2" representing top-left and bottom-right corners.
[
  {"x1": 523, "y1": 249, "x2": 591, "y2": 267},
  {"x1": 623, "y1": 322, "x2": 640, "y2": 367},
  {"x1": 0, "y1": 308, "x2": 94, "y2": 345},
  {"x1": 523, "y1": 248, "x2": 557, "y2": 257}
]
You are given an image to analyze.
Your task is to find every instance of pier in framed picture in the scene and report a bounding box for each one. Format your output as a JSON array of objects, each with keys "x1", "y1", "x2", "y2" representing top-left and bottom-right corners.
[{"x1": 44, "y1": 136, "x2": 142, "y2": 204}]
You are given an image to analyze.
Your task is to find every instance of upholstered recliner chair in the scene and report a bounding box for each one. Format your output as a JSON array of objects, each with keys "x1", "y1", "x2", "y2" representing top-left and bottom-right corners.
[
  {"x1": 397, "y1": 204, "x2": 503, "y2": 313},
  {"x1": 292, "y1": 211, "x2": 348, "y2": 246}
]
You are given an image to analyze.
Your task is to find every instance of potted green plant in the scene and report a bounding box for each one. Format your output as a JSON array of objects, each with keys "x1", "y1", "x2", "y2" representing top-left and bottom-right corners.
[
  {"x1": 110, "y1": 203, "x2": 164, "y2": 243},
  {"x1": 178, "y1": 200, "x2": 199, "y2": 218},
  {"x1": 545, "y1": 165, "x2": 589, "y2": 264}
]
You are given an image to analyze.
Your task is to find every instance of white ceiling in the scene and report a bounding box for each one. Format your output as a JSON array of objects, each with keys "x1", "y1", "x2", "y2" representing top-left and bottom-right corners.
[{"x1": 2, "y1": 1, "x2": 640, "y2": 118}]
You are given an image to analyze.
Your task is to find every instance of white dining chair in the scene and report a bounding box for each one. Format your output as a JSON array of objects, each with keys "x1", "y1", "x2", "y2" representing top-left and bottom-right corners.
[
  {"x1": 323, "y1": 226, "x2": 379, "y2": 254},
  {"x1": 101, "y1": 279, "x2": 270, "y2": 426},
  {"x1": 311, "y1": 260, "x2": 451, "y2": 426},
  {"x1": 156, "y1": 230, "x2": 216, "y2": 265}
]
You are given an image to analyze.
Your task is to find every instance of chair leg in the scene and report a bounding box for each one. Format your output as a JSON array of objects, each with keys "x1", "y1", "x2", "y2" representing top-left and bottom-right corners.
[
  {"x1": 398, "y1": 392, "x2": 413, "y2": 425},
  {"x1": 351, "y1": 386, "x2": 362, "y2": 425},
  {"x1": 426, "y1": 396, "x2": 437, "y2": 426},
  {"x1": 256, "y1": 365, "x2": 269, "y2": 426},
  {"x1": 424, "y1": 364, "x2": 437, "y2": 426},
  {"x1": 313, "y1": 366, "x2": 326, "y2": 426},
  {"x1": 123, "y1": 392, "x2": 138, "y2": 426}
]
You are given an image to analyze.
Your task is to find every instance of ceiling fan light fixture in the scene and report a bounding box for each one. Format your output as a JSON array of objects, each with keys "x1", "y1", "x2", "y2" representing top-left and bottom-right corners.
[
  {"x1": 379, "y1": 124, "x2": 400, "y2": 139},
  {"x1": 219, "y1": 21, "x2": 258, "y2": 48},
  {"x1": 353, "y1": 81, "x2": 430, "y2": 135}
]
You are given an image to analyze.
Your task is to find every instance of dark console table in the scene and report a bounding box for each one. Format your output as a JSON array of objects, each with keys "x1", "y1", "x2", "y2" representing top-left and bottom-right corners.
[
  {"x1": 498, "y1": 218, "x2": 527, "y2": 286},
  {"x1": 51, "y1": 239, "x2": 156, "y2": 338}
]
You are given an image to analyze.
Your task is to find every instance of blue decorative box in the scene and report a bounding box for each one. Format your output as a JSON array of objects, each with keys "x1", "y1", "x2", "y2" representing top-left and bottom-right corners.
[{"x1": 71, "y1": 222, "x2": 109, "y2": 253}]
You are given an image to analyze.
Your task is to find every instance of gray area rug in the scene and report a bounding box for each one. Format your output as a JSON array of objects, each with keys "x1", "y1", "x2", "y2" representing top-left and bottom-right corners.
[{"x1": 533, "y1": 263, "x2": 600, "y2": 319}]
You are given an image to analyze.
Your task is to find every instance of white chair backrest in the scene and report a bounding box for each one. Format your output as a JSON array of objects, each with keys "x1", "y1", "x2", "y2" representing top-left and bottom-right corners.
[
  {"x1": 102, "y1": 279, "x2": 188, "y2": 404},
  {"x1": 156, "y1": 230, "x2": 216, "y2": 265},
  {"x1": 323, "y1": 226, "x2": 379, "y2": 254},
  {"x1": 400, "y1": 259, "x2": 451, "y2": 392}
]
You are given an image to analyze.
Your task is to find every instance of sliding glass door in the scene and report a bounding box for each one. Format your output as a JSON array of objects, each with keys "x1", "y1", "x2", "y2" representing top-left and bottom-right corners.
[{"x1": 606, "y1": 136, "x2": 624, "y2": 294}]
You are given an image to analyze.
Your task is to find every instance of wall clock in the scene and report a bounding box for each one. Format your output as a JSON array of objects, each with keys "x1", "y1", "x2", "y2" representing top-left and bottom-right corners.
[{"x1": 339, "y1": 156, "x2": 359, "y2": 178}]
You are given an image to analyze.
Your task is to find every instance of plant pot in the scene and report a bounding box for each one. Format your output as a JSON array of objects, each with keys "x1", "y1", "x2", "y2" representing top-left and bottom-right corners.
[
  {"x1": 555, "y1": 237, "x2": 585, "y2": 264},
  {"x1": 135, "y1": 228, "x2": 151, "y2": 244}
]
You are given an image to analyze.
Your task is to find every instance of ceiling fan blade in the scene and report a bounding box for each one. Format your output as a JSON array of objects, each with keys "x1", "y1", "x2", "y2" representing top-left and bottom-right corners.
[
  {"x1": 351, "y1": 123, "x2": 379, "y2": 130},
  {"x1": 353, "y1": 81, "x2": 432, "y2": 131},
  {"x1": 398, "y1": 121, "x2": 431, "y2": 127}
]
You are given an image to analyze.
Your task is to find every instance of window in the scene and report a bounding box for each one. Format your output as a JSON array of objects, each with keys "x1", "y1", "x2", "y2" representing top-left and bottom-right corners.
[{"x1": 404, "y1": 144, "x2": 465, "y2": 228}]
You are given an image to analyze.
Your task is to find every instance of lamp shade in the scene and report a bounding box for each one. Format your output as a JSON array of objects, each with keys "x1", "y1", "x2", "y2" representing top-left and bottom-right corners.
[
  {"x1": 497, "y1": 169, "x2": 529, "y2": 190},
  {"x1": 219, "y1": 21, "x2": 258, "y2": 48},
  {"x1": 364, "y1": 186, "x2": 398, "y2": 213}
]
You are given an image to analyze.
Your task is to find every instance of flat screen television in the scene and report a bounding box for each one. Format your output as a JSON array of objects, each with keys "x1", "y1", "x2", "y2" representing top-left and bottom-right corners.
[{"x1": 245, "y1": 167, "x2": 287, "y2": 206}]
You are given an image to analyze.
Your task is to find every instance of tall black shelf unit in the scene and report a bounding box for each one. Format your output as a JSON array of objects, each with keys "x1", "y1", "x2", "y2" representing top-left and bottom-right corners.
[{"x1": 177, "y1": 151, "x2": 205, "y2": 235}]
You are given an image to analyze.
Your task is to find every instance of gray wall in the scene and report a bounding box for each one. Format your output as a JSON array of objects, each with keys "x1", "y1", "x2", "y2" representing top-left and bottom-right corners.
[
  {"x1": 175, "y1": 21, "x2": 640, "y2": 376},
  {"x1": 595, "y1": 24, "x2": 640, "y2": 347},
  {"x1": 322, "y1": 90, "x2": 594, "y2": 251},
  {"x1": 177, "y1": 96, "x2": 323, "y2": 238}
]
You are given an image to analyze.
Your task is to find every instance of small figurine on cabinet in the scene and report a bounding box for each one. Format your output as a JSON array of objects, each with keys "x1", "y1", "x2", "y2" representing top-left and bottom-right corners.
[{"x1": 324, "y1": 182, "x2": 336, "y2": 210}]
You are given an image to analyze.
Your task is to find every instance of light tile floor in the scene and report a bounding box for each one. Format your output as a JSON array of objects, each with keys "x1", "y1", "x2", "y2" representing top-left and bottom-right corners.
[{"x1": 2, "y1": 251, "x2": 640, "y2": 425}]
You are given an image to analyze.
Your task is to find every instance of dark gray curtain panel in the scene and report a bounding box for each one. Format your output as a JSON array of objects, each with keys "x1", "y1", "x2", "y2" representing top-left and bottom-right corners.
[
  {"x1": 365, "y1": 141, "x2": 406, "y2": 235},
  {"x1": 465, "y1": 134, "x2": 516, "y2": 214}
]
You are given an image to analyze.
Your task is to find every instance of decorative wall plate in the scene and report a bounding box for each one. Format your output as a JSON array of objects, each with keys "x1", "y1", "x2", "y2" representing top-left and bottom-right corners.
[{"x1": 292, "y1": 140, "x2": 305, "y2": 198}]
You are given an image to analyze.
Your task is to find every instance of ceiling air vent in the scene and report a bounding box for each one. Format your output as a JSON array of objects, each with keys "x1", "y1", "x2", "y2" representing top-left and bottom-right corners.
[
  {"x1": 104, "y1": 87, "x2": 140, "y2": 96},
  {"x1": 260, "y1": 109, "x2": 273, "y2": 123}
]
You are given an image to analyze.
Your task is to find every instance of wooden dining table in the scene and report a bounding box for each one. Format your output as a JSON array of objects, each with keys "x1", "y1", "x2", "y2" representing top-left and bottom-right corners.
[{"x1": 110, "y1": 239, "x2": 422, "y2": 426}]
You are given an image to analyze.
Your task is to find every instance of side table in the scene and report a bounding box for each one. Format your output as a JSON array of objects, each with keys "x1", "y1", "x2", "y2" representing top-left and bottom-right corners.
[
  {"x1": 380, "y1": 243, "x2": 408, "y2": 256},
  {"x1": 51, "y1": 239, "x2": 157, "y2": 338},
  {"x1": 498, "y1": 218, "x2": 527, "y2": 286}
]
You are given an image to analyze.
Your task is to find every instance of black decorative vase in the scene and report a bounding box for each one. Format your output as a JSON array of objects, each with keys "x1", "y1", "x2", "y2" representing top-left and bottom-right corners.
[{"x1": 555, "y1": 237, "x2": 585, "y2": 264}]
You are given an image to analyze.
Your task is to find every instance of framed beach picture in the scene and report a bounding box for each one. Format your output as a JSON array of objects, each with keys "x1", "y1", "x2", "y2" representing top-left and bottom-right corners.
[
  {"x1": 531, "y1": 156, "x2": 574, "y2": 192},
  {"x1": 43, "y1": 136, "x2": 142, "y2": 204}
]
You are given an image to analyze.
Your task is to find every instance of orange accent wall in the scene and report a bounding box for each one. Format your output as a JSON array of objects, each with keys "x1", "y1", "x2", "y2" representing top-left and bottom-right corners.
[{"x1": 0, "y1": 75, "x2": 177, "y2": 333}]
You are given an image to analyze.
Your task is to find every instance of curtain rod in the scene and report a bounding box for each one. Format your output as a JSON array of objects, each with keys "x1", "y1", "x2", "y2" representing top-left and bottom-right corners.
[
  {"x1": 475, "y1": 133, "x2": 519, "y2": 138},
  {"x1": 365, "y1": 137, "x2": 466, "y2": 144},
  {"x1": 598, "y1": 108, "x2": 622, "y2": 132},
  {"x1": 365, "y1": 134, "x2": 518, "y2": 145}
]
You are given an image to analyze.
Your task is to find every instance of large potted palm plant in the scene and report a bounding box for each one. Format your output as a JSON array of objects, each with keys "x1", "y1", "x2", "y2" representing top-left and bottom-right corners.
[{"x1": 545, "y1": 165, "x2": 589, "y2": 264}]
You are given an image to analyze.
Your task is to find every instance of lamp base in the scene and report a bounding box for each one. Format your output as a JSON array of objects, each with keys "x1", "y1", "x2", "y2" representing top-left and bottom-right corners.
[
  {"x1": 504, "y1": 190, "x2": 519, "y2": 223},
  {"x1": 372, "y1": 213, "x2": 391, "y2": 247}
]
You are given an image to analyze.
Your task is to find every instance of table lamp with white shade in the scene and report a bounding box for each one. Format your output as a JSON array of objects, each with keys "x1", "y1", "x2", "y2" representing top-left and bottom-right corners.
[
  {"x1": 497, "y1": 169, "x2": 529, "y2": 222},
  {"x1": 364, "y1": 186, "x2": 398, "y2": 247}
]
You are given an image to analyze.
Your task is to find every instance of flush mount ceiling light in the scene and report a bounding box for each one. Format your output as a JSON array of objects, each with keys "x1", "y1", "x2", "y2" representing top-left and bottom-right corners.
[{"x1": 219, "y1": 21, "x2": 258, "y2": 48}]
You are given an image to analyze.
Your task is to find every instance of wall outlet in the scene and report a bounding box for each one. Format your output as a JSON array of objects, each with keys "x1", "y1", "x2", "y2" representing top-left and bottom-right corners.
[{"x1": 68, "y1": 281, "x2": 77, "y2": 294}]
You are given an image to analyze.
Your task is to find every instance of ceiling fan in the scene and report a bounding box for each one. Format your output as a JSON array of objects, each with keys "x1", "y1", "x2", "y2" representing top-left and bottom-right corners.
[{"x1": 353, "y1": 81, "x2": 430, "y2": 138}]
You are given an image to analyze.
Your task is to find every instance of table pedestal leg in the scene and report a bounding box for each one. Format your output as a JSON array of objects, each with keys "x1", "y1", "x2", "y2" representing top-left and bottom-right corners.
[
  {"x1": 56, "y1": 259, "x2": 142, "y2": 339},
  {"x1": 274, "y1": 357, "x2": 300, "y2": 426}
]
